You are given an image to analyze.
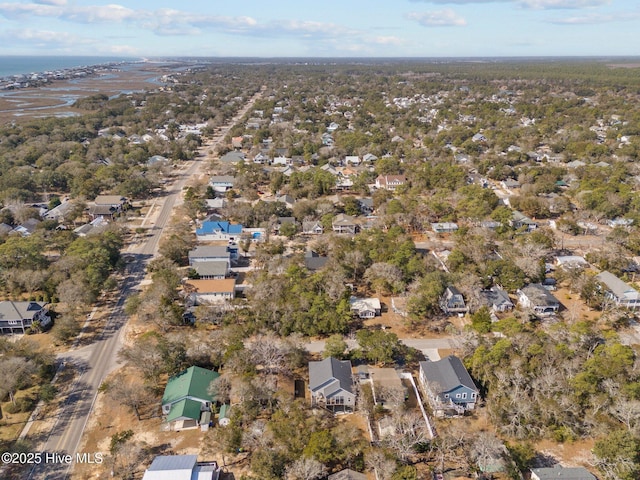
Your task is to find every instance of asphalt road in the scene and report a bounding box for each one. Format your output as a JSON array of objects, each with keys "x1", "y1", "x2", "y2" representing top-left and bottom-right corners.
[
  {"x1": 23, "y1": 91, "x2": 261, "y2": 480},
  {"x1": 304, "y1": 337, "x2": 453, "y2": 357}
]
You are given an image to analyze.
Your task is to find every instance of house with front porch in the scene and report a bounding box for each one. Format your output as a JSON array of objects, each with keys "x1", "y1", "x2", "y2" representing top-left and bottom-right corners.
[
  {"x1": 161, "y1": 366, "x2": 219, "y2": 431},
  {"x1": 596, "y1": 271, "x2": 640, "y2": 309},
  {"x1": 419, "y1": 356, "x2": 479, "y2": 416},
  {"x1": 302, "y1": 221, "x2": 324, "y2": 235},
  {"x1": 375, "y1": 174, "x2": 406, "y2": 191},
  {"x1": 349, "y1": 296, "x2": 382, "y2": 318},
  {"x1": 88, "y1": 195, "x2": 127, "y2": 220},
  {"x1": 0, "y1": 301, "x2": 51, "y2": 334},
  {"x1": 479, "y1": 287, "x2": 514, "y2": 313},
  {"x1": 511, "y1": 210, "x2": 538, "y2": 232},
  {"x1": 440, "y1": 286, "x2": 468, "y2": 315},
  {"x1": 191, "y1": 261, "x2": 228, "y2": 280},
  {"x1": 309, "y1": 357, "x2": 355, "y2": 413},
  {"x1": 208, "y1": 175, "x2": 235, "y2": 193},
  {"x1": 517, "y1": 283, "x2": 560, "y2": 316},
  {"x1": 332, "y1": 213, "x2": 358, "y2": 234}
]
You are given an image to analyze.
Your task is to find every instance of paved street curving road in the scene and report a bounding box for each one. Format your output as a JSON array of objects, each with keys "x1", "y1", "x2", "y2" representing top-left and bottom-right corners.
[{"x1": 22, "y1": 91, "x2": 261, "y2": 480}]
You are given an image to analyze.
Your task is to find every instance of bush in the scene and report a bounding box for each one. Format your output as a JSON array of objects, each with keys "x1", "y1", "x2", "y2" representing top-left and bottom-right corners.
[
  {"x1": 39, "y1": 384, "x2": 58, "y2": 403},
  {"x1": 5, "y1": 397, "x2": 36, "y2": 414}
]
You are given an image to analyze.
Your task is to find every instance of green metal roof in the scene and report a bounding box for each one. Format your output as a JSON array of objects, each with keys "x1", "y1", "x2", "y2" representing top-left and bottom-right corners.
[
  {"x1": 165, "y1": 398, "x2": 203, "y2": 423},
  {"x1": 219, "y1": 403, "x2": 230, "y2": 419},
  {"x1": 161, "y1": 366, "x2": 220, "y2": 406}
]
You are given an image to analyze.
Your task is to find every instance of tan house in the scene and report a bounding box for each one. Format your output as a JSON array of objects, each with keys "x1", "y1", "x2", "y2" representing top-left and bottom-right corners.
[
  {"x1": 184, "y1": 279, "x2": 236, "y2": 304},
  {"x1": 332, "y1": 213, "x2": 358, "y2": 234}
]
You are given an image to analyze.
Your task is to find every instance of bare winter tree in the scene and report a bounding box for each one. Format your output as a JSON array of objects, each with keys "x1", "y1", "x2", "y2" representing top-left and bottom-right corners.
[
  {"x1": 247, "y1": 333, "x2": 290, "y2": 375},
  {"x1": 0, "y1": 356, "x2": 36, "y2": 405},
  {"x1": 384, "y1": 410, "x2": 431, "y2": 462},
  {"x1": 285, "y1": 457, "x2": 327, "y2": 480},
  {"x1": 363, "y1": 262, "x2": 404, "y2": 295},
  {"x1": 469, "y1": 432, "x2": 506, "y2": 474},
  {"x1": 106, "y1": 372, "x2": 156, "y2": 421},
  {"x1": 110, "y1": 439, "x2": 150, "y2": 480},
  {"x1": 609, "y1": 399, "x2": 640, "y2": 434},
  {"x1": 208, "y1": 375, "x2": 232, "y2": 405},
  {"x1": 365, "y1": 449, "x2": 397, "y2": 480}
]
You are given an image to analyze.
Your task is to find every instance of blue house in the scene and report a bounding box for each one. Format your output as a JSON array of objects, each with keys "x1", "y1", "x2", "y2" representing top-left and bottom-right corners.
[
  {"x1": 196, "y1": 221, "x2": 243, "y2": 241},
  {"x1": 419, "y1": 356, "x2": 479, "y2": 416}
]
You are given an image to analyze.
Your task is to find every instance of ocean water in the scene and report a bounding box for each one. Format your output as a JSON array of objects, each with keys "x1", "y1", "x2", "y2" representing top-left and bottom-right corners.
[{"x1": 0, "y1": 56, "x2": 136, "y2": 78}]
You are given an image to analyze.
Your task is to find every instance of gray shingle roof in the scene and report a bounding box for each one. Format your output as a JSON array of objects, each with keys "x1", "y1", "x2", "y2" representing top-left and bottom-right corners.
[
  {"x1": 419, "y1": 356, "x2": 478, "y2": 393},
  {"x1": 520, "y1": 284, "x2": 559, "y2": 306},
  {"x1": 309, "y1": 357, "x2": 353, "y2": 395},
  {"x1": 596, "y1": 271, "x2": 639, "y2": 301},
  {"x1": 0, "y1": 301, "x2": 46, "y2": 321},
  {"x1": 193, "y1": 261, "x2": 228, "y2": 277},
  {"x1": 531, "y1": 467, "x2": 596, "y2": 480},
  {"x1": 328, "y1": 469, "x2": 367, "y2": 480},
  {"x1": 188, "y1": 246, "x2": 230, "y2": 259}
]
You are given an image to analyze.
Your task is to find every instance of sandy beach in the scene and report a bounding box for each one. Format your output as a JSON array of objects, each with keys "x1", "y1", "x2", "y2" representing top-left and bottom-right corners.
[{"x1": 0, "y1": 63, "x2": 171, "y2": 124}]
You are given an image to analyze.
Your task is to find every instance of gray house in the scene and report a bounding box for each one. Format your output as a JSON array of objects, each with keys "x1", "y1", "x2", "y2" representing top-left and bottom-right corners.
[
  {"x1": 511, "y1": 210, "x2": 538, "y2": 232},
  {"x1": 304, "y1": 250, "x2": 329, "y2": 271},
  {"x1": 309, "y1": 357, "x2": 355, "y2": 413},
  {"x1": 0, "y1": 301, "x2": 51, "y2": 334},
  {"x1": 517, "y1": 284, "x2": 560, "y2": 316},
  {"x1": 328, "y1": 469, "x2": 367, "y2": 480},
  {"x1": 440, "y1": 286, "x2": 468, "y2": 315},
  {"x1": 302, "y1": 221, "x2": 324, "y2": 235},
  {"x1": 419, "y1": 356, "x2": 479, "y2": 416},
  {"x1": 188, "y1": 246, "x2": 232, "y2": 268},
  {"x1": 191, "y1": 261, "x2": 228, "y2": 280},
  {"x1": 530, "y1": 467, "x2": 596, "y2": 480},
  {"x1": 595, "y1": 271, "x2": 640, "y2": 309},
  {"x1": 479, "y1": 287, "x2": 514, "y2": 312}
]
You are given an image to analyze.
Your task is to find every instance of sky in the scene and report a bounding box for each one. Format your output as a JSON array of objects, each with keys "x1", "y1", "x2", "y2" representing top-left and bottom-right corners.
[{"x1": 0, "y1": 0, "x2": 638, "y2": 58}]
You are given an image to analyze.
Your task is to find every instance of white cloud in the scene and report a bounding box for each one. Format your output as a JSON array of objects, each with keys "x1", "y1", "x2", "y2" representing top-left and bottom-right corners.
[
  {"x1": 520, "y1": 0, "x2": 609, "y2": 8},
  {"x1": 0, "y1": 2, "x2": 357, "y2": 42},
  {"x1": 410, "y1": 0, "x2": 610, "y2": 8},
  {"x1": 548, "y1": 11, "x2": 640, "y2": 24},
  {"x1": 372, "y1": 36, "x2": 405, "y2": 46},
  {"x1": 62, "y1": 4, "x2": 137, "y2": 23},
  {"x1": 102, "y1": 44, "x2": 139, "y2": 55},
  {"x1": 0, "y1": 27, "x2": 93, "y2": 46},
  {"x1": 407, "y1": 10, "x2": 467, "y2": 27}
]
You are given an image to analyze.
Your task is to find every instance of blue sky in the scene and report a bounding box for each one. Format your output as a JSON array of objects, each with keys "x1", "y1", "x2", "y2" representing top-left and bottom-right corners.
[{"x1": 0, "y1": 0, "x2": 637, "y2": 57}]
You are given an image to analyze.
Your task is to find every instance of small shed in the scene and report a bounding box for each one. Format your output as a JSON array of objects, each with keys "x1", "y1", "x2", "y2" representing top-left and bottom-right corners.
[{"x1": 218, "y1": 404, "x2": 231, "y2": 427}]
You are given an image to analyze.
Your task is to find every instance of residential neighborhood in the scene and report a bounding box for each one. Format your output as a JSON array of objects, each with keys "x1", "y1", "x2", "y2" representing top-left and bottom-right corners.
[{"x1": 2, "y1": 57, "x2": 640, "y2": 480}]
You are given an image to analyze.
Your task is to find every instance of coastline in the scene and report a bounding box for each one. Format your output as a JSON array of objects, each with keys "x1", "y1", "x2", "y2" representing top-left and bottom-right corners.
[{"x1": 0, "y1": 61, "x2": 171, "y2": 124}]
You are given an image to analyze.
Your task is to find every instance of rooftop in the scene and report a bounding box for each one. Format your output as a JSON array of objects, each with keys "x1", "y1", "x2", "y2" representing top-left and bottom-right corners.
[
  {"x1": 162, "y1": 366, "x2": 220, "y2": 406},
  {"x1": 419, "y1": 356, "x2": 478, "y2": 393}
]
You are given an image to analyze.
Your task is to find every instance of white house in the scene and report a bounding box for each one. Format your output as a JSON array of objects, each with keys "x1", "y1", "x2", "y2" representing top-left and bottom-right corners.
[
  {"x1": 596, "y1": 271, "x2": 640, "y2": 309},
  {"x1": 375, "y1": 174, "x2": 406, "y2": 191},
  {"x1": 349, "y1": 296, "x2": 382, "y2": 318}
]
